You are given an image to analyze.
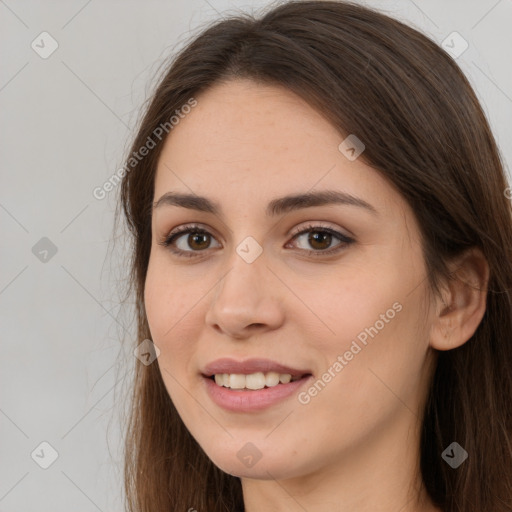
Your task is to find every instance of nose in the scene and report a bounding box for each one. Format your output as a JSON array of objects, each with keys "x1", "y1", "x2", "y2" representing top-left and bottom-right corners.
[{"x1": 204, "y1": 251, "x2": 285, "y2": 340}]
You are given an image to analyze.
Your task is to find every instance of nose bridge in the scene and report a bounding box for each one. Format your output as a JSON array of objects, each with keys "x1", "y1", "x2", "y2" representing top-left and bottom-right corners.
[
  {"x1": 205, "y1": 241, "x2": 284, "y2": 336},
  {"x1": 212, "y1": 241, "x2": 267, "y2": 311}
]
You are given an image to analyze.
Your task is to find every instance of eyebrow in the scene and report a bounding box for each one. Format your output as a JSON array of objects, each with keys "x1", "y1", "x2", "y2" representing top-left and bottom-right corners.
[{"x1": 152, "y1": 190, "x2": 378, "y2": 217}]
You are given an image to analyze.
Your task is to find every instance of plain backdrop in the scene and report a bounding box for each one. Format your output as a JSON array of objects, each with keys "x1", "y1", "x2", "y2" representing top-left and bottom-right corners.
[{"x1": 1, "y1": 0, "x2": 511, "y2": 510}]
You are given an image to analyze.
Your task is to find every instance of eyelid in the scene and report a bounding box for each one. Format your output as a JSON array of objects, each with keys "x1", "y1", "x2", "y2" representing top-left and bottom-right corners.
[
  {"x1": 166, "y1": 222, "x2": 220, "y2": 241},
  {"x1": 287, "y1": 221, "x2": 351, "y2": 239}
]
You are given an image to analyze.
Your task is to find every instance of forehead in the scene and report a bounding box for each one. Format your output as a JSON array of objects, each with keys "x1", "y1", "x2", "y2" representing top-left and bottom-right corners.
[{"x1": 153, "y1": 79, "x2": 403, "y2": 219}]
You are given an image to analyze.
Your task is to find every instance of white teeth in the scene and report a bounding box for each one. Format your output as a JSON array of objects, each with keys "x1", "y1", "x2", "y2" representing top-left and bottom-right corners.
[
  {"x1": 265, "y1": 371, "x2": 280, "y2": 387},
  {"x1": 229, "y1": 374, "x2": 246, "y2": 389},
  {"x1": 212, "y1": 371, "x2": 300, "y2": 389},
  {"x1": 279, "y1": 373, "x2": 292, "y2": 384},
  {"x1": 246, "y1": 372, "x2": 266, "y2": 390}
]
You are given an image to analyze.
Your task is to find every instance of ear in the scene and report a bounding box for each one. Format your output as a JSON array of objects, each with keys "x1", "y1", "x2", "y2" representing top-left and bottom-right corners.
[{"x1": 429, "y1": 247, "x2": 489, "y2": 351}]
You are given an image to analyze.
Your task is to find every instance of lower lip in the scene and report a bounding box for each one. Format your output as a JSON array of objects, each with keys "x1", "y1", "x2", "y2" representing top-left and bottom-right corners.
[{"x1": 202, "y1": 375, "x2": 313, "y2": 412}]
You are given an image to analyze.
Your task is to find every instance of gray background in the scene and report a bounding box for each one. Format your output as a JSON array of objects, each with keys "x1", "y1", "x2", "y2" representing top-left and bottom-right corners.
[{"x1": 1, "y1": 0, "x2": 511, "y2": 510}]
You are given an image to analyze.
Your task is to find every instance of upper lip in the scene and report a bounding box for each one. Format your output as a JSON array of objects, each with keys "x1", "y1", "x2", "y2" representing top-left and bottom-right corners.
[{"x1": 202, "y1": 358, "x2": 311, "y2": 378}]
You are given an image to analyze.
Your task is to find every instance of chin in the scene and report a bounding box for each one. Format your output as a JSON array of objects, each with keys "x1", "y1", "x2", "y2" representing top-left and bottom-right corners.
[{"x1": 203, "y1": 445, "x2": 309, "y2": 481}]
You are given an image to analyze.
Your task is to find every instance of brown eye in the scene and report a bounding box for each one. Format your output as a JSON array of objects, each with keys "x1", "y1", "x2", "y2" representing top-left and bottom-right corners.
[
  {"x1": 159, "y1": 224, "x2": 221, "y2": 258},
  {"x1": 289, "y1": 224, "x2": 354, "y2": 256},
  {"x1": 306, "y1": 231, "x2": 333, "y2": 250},
  {"x1": 186, "y1": 232, "x2": 211, "y2": 251}
]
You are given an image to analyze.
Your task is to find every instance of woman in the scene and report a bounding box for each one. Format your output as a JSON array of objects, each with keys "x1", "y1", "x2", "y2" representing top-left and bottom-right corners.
[{"x1": 117, "y1": 1, "x2": 512, "y2": 510}]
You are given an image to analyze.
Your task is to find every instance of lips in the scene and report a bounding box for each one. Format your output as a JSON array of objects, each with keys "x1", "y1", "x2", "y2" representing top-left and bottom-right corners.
[
  {"x1": 201, "y1": 357, "x2": 312, "y2": 378},
  {"x1": 201, "y1": 358, "x2": 314, "y2": 412}
]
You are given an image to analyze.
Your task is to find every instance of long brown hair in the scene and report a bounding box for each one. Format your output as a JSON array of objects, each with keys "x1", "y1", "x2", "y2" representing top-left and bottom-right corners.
[{"x1": 116, "y1": 1, "x2": 512, "y2": 510}]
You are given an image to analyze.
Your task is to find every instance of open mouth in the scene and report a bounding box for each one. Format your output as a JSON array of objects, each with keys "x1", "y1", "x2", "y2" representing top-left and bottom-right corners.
[{"x1": 206, "y1": 372, "x2": 312, "y2": 391}]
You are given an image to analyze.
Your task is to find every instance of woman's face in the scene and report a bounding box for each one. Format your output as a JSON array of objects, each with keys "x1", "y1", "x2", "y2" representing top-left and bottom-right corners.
[{"x1": 145, "y1": 78, "x2": 436, "y2": 480}]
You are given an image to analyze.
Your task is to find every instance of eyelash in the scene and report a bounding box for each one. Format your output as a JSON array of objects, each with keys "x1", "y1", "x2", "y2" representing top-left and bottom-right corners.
[{"x1": 158, "y1": 222, "x2": 355, "y2": 259}]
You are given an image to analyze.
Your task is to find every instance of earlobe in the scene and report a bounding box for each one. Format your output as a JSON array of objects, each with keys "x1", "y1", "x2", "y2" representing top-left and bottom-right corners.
[{"x1": 429, "y1": 247, "x2": 489, "y2": 351}]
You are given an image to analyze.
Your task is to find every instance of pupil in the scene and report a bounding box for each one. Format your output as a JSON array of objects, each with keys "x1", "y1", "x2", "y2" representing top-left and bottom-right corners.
[
  {"x1": 309, "y1": 231, "x2": 331, "y2": 250},
  {"x1": 190, "y1": 232, "x2": 209, "y2": 250}
]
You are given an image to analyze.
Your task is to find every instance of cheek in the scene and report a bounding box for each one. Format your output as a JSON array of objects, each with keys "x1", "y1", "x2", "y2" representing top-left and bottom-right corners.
[
  {"x1": 144, "y1": 265, "x2": 201, "y2": 411},
  {"x1": 298, "y1": 270, "x2": 399, "y2": 351},
  {"x1": 144, "y1": 259, "x2": 199, "y2": 363},
  {"x1": 144, "y1": 266, "x2": 170, "y2": 338},
  {"x1": 301, "y1": 264, "x2": 428, "y2": 399},
  {"x1": 328, "y1": 298, "x2": 429, "y2": 421},
  {"x1": 145, "y1": 252, "x2": 189, "y2": 331}
]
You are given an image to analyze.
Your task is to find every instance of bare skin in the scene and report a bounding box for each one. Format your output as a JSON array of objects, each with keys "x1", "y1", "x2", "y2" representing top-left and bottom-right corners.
[{"x1": 144, "y1": 78, "x2": 488, "y2": 512}]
